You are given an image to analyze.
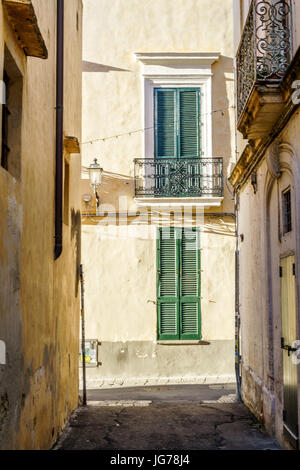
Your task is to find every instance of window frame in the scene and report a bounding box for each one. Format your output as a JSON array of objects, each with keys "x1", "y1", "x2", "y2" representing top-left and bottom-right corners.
[
  {"x1": 1, "y1": 45, "x2": 23, "y2": 179},
  {"x1": 134, "y1": 52, "x2": 219, "y2": 160},
  {"x1": 282, "y1": 187, "x2": 292, "y2": 235},
  {"x1": 1, "y1": 71, "x2": 11, "y2": 170}
]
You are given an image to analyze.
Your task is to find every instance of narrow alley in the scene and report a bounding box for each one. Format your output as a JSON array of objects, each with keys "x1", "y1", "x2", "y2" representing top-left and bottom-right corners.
[
  {"x1": 54, "y1": 385, "x2": 279, "y2": 451},
  {"x1": 1, "y1": 0, "x2": 300, "y2": 453}
]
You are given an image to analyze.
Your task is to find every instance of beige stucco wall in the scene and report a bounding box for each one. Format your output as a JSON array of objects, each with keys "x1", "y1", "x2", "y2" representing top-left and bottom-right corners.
[
  {"x1": 82, "y1": 219, "x2": 235, "y2": 343},
  {"x1": 81, "y1": 0, "x2": 236, "y2": 387},
  {"x1": 232, "y1": 0, "x2": 300, "y2": 449},
  {"x1": 0, "y1": 0, "x2": 83, "y2": 450},
  {"x1": 81, "y1": 217, "x2": 236, "y2": 387},
  {"x1": 237, "y1": 110, "x2": 300, "y2": 448},
  {"x1": 82, "y1": 0, "x2": 235, "y2": 184}
]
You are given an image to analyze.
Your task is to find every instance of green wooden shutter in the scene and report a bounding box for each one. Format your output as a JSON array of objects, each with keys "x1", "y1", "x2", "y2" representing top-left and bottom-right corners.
[
  {"x1": 178, "y1": 89, "x2": 201, "y2": 158},
  {"x1": 154, "y1": 88, "x2": 201, "y2": 160},
  {"x1": 157, "y1": 228, "x2": 179, "y2": 339},
  {"x1": 154, "y1": 89, "x2": 177, "y2": 158},
  {"x1": 180, "y1": 228, "x2": 201, "y2": 340},
  {"x1": 157, "y1": 227, "x2": 201, "y2": 341}
]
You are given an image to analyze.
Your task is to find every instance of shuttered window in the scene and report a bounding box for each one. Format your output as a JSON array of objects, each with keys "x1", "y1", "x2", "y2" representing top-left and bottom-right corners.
[
  {"x1": 154, "y1": 88, "x2": 201, "y2": 159},
  {"x1": 157, "y1": 227, "x2": 201, "y2": 340}
]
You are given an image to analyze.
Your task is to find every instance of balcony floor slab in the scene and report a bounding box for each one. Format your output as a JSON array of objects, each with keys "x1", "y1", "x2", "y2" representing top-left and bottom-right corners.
[{"x1": 134, "y1": 197, "x2": 224, "y2": 209}]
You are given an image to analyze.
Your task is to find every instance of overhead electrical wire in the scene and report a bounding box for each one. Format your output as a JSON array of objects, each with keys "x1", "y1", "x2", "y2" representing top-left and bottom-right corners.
[{"x1": 81, "y1": 105, "x2": 236, "y2": 145}]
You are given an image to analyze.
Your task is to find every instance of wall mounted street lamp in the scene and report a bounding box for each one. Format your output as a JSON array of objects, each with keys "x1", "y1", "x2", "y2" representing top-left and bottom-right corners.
[{"x1": 88, "y1": 158, "x2": 103, "y2": 208}]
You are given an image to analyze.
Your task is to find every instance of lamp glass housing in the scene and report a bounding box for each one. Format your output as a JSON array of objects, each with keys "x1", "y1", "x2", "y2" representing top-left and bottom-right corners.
[{"x1": 88, "y1": 158, "x2": 103, "y2": 189}]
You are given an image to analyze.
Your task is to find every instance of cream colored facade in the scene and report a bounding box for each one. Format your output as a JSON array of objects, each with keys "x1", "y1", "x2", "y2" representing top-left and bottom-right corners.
[
  {"x1": 0, "y1": 0, "x2": 82, "y2": 450},
  {"x1": 81, "y1": 0, "x2": 236, "y2": 388},
  {"x1": 231, "y1": 0, "x2": 300, "y2": 450}
]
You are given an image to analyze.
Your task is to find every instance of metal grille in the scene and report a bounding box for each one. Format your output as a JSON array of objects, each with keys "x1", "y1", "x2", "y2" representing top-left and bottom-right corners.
[
  {"x1": 134, "y1": 158, "x2": 223, "y2": 198},
  {"x1": 236, "y1": 0, "x2": 292, "y2": 121}
]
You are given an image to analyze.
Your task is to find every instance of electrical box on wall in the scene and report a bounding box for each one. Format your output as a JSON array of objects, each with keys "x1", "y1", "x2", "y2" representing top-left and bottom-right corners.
[{"x1": 79, "y1": 339, "x2": 99, "y2": 367}]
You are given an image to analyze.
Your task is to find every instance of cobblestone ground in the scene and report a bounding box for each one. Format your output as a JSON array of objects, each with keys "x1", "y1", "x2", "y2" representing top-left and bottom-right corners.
[{"x1": 54, "y1": 384, "x2": 280, "y2": 451}]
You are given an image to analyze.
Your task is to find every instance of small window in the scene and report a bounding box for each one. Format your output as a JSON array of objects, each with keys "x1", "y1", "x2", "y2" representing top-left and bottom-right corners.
[
  {"x1": 1, "y1": 71, "x2": 10, "y2": 171},
  {"x1": 282, "y1": 189, "x2": 292, "y2": 234},
  {"x1": 1, "y1": 46, "x2": 23, "y2": 179}
]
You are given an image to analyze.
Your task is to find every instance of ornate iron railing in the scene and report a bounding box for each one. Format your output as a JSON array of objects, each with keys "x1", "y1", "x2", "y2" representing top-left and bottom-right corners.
[
  {"x1": 134, "y1": 158, "x2": 223, "y2": 198},
  {"x1": 236, "y1": 0, "x2": 293, "y2": 121}
]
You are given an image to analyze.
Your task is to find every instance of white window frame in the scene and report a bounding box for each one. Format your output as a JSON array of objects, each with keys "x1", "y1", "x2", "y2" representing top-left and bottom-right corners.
[{"x1": 134, "y1": 52, "x2": 220, "y2": 160}]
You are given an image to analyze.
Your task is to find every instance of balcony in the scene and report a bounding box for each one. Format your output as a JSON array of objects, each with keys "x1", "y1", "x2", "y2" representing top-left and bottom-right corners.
[
  {"x1": 134, "y1": 158, "x2": 223, "y2": 208},
  {"x1": 236, "y1": 0, "x2": 292, "y2": 140}
]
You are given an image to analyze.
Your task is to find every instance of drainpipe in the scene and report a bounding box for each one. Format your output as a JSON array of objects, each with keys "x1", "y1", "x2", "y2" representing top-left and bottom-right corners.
[
  {"x1": 235, "y1": 191, "x2": 242, "y2": 402},
  {"x1": 233, "y1": 44, "x2": 242, "y2": 401},
  {"x1": 80, "y1": 265, "x2": 87, "y2": 406},
  {"x1": 182, "y1": 209, "x2": 241, "y2": 397},
  {"x1": 54, "y1": 0, "x2": 64, "y2": 260},
  {"x1": 207, "y1": 208, "x2": 242, "y2": 401}
]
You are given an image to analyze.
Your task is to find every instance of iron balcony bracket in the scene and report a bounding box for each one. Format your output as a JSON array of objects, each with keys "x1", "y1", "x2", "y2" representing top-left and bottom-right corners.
[{"x1": 281, "y1": 337, "x2": 298, "y2": 357}]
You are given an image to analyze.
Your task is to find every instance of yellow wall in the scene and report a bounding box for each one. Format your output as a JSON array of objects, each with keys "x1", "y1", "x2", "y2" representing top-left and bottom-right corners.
[{"x1": 0, "y1": 0, "x2": 82, "y2": 450}]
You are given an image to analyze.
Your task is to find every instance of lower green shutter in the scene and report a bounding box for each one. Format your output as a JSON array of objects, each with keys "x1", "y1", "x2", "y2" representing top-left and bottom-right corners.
[
  {"x1": 157, "y1": 228, "x2": 179, "y2": 339},
  {"x1": 157, "y1": 228, "x2": 201, "y2": 340},
  {"x1": 180, "y1": 228, "x2": 201, "y2": 339}
]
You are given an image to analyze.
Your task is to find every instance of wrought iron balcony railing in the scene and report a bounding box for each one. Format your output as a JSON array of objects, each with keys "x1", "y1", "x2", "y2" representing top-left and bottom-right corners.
[
  {"x1": 134, "y1": 158, "x2": 223, "y2": 198},
  {"x1": 236, "y1": 0, "x2": 292, "y2": 123}
]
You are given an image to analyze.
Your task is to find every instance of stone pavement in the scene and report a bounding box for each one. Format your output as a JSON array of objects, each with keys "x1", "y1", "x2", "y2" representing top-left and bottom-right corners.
[{"x1": 54, "y1": 384, "x2": 280, "y2": 450}]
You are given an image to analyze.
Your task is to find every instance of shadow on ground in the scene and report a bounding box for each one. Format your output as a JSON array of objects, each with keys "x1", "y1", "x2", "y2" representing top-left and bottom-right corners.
[{"x1": 55, "y1": 384, "x2": 280, "y2": 450}]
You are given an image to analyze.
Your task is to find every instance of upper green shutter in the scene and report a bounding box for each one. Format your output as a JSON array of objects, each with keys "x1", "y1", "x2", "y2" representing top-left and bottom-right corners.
[
  {"x1": 179, "y1": 90, "x2": 200, "y2": 158},
  {"x1": 155, "y1": 89, "x2": 177, "y2": 158},
  {"x1": 154, "y1": 88, "x2": 201, "y2": 159}
]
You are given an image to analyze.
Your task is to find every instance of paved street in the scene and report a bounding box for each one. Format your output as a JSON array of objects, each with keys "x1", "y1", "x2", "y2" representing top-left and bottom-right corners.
[{"x1": 54, "y1": 384, "x2": 280, "y2": 450}]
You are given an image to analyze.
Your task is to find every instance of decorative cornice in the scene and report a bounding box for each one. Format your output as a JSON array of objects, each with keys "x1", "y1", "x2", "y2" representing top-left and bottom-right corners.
[
  {"x1": 266, "y1": 142, "x2": 281, "y2": 180},
  {"x1": 134, "y1": 52, "x2": 220, "y2": 66},
  {"x1": 237, "y1": 85, "x2": 285, "y2": 140},
  {"x1": 134, "y1": 197, "x2": 224, "y2": 209}
]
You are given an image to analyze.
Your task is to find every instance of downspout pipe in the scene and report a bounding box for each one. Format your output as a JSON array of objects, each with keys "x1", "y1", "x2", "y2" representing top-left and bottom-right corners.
[
  {"x1": 235, "y1": 191, "x2": 242, "y2": 402},
  {"x1": 233, "y1": 44, "x2": 242, "y2": 402},
  {"x1": 80, "y1": 265, "x2": 87, "y2": 406},
  {"x1": 54, "y1": 0, "x2": 64, "y2": 260}
]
